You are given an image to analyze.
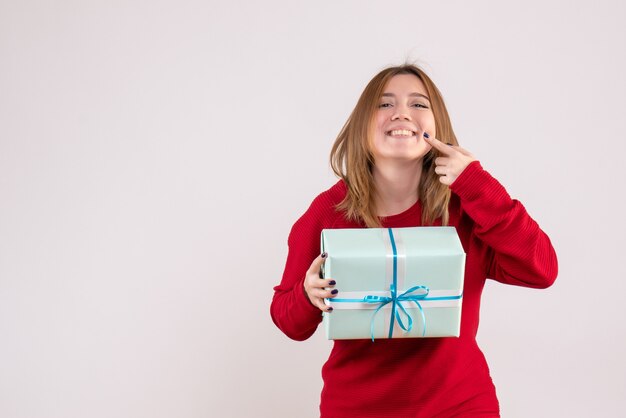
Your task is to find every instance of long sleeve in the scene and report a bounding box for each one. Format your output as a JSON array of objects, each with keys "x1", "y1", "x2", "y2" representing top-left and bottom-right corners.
[
  {"x1": 449, "y1": 161, "x2": 558, "y2": 288},
  {"x1": 270, "y1": 188, "x2": 342, "y2": 341}
]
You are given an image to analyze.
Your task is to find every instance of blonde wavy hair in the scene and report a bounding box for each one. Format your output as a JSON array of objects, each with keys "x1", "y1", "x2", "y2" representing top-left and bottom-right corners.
[{"x1": 330, "y1": 64, "x2": 458, "y2": 227}]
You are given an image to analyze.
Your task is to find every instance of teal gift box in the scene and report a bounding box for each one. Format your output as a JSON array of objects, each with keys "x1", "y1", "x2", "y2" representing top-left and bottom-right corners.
[{"x1": 321, "y1": 227, "x2": 465, "y2": 340}]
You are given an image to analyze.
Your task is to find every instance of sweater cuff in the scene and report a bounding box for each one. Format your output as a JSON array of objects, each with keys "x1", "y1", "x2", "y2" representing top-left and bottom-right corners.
[
  {"x1": 449, "y1": 160, "x2": 510, "y2": 203},
  {"x1": 296, "y1": 276, "x2": 325, "y2": 316}
]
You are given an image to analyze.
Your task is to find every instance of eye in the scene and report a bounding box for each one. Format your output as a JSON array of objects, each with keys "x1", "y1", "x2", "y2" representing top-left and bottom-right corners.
[
  {"x1": 411, "y1": 103, "x2": 429, "y2": 109},
  {"x1": 378, "y1": 103, "x2": 393, "y2": 108}
]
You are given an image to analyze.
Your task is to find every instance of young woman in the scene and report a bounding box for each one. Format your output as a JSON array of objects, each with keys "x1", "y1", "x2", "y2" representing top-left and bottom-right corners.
[{"x1": 270, "y1": 64, "x2": 558, "y2": 417}]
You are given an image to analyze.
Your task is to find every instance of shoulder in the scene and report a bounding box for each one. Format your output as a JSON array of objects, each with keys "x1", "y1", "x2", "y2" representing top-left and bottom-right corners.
[
  {"x1": 299, "y1": 180, "x2": 346, "y2": 225},
  {"x1": 288, "y1": 180, "x2": 347, "y2": 243},
  {"x1": 310, "y1": 180, "x2": 347, "y2": 212}
]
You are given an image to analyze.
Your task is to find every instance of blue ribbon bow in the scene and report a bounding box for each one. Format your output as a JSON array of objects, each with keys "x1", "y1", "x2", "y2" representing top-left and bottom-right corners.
[{"x1": 362, "y1": 283, "x2": 430, "y2": 341}]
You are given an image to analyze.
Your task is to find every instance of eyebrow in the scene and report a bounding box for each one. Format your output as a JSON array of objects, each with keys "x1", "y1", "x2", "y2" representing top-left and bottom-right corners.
[{"x1": 381, "y1": 92, "x2": 431, "y2": 101}]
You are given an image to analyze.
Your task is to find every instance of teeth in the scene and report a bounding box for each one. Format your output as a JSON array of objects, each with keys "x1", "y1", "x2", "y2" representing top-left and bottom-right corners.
[{"x1": 388, "y1": 129, "x2": 415, "y2": 136}]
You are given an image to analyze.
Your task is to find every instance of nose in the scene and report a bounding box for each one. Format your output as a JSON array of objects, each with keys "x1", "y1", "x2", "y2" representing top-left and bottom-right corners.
[{"x1": 391, "y1": 104, "x2": 412, "y2": 121}]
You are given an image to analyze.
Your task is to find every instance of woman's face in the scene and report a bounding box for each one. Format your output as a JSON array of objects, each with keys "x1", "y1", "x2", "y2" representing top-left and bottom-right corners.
[{"x1": 371, "y1": 74, "x2": 436, "y2": 163}]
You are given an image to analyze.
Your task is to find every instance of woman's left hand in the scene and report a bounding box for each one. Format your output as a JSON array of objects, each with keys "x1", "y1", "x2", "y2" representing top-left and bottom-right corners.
[{"x1": 424, "y1": 136, "x2": 477, "y2": 186}]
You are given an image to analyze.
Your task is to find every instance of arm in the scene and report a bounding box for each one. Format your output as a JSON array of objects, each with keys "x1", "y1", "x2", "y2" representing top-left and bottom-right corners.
[
  {"x1": 424, "y1": 136, "x2": 558, "y2": 289},
  {"x1": 450, "y1": 161, "x2": 558, "y2": 288},
  {"x1": 270, "y1": 203, "x2": 327, "y2": 341}
]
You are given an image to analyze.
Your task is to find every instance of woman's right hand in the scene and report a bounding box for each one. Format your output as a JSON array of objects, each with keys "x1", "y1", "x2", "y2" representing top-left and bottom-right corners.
[{"x1": 303, "y1": 252, "x2": 337, "y2": 312}]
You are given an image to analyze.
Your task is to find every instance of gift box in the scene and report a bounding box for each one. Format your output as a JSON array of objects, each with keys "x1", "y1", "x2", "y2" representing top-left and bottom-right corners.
[{"x1": 321, "y1": 227, "x2": 465, "y2": 340}]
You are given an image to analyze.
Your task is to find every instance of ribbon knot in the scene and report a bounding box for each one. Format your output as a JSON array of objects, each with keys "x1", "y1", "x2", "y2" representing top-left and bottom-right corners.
[{"x1": 364, "y1": 283, "x2": 430, "y2": 342}]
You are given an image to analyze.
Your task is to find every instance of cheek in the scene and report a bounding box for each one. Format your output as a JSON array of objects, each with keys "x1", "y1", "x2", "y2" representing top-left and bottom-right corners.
[
  {"x1": 429, "y1": 126, "x2": 437, "y2": 139},
  {"x1": 375, "y1": 112, "x2": 388, "y2": 131},
  {"x1": 422, "y1": 113, "x2": 436, "y2": 137}
]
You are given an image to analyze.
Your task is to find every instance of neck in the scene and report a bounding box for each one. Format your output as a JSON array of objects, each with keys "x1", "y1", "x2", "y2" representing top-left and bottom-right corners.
[{"x1": 372, "y1": 159, "x2": 422, "y2": 217}]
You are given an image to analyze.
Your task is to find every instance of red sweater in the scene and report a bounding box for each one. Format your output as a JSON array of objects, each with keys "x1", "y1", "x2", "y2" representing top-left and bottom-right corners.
[{"x1": 271, "y1": 161, "x2": 558, "y2": 417}]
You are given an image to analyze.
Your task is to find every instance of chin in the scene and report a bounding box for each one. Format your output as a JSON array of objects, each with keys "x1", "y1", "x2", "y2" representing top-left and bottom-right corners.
[
  {"x1": 373, "y1": 143, "x2": 431, "y2": 162},
  {"x1": 381, "y1": 153, "x2": 429, "y2": 163},
  {"x1": 397, "y1": 148, "x2": 431, "y2": 161}
]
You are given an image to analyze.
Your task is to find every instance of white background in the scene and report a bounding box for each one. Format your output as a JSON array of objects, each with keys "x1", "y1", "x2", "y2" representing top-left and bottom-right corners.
[{"x1": 1, "y1": 1, "x2": 625, "y2": 417}]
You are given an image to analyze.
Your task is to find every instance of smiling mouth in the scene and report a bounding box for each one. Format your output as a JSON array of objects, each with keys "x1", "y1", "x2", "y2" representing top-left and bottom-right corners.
[{"x1": 386, "y1": 129, "x2": 416, "y2": 137}]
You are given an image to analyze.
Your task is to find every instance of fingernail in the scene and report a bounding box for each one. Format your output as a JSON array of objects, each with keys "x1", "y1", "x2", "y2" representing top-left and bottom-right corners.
[
  {"x1": 331, "y1": 289, "x2": 339, "y2": 295},
  {"x1": 321, "y1": 252, "x2": 327, "y2": 258},
  {"x1": 327, "y1": 307, "x2": 333, "y2": 311},
  {"x1": 423, "y1": 132, "x2": 430, "y2": 139},
  {"x1": 328, "y1": 280, "x2": 336, "y2": 285}
]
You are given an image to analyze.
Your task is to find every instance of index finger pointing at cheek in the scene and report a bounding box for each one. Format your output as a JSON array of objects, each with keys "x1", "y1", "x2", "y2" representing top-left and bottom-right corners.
[{"x1": 424, "y1": 135, "x2": 455, "y2": 155}]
